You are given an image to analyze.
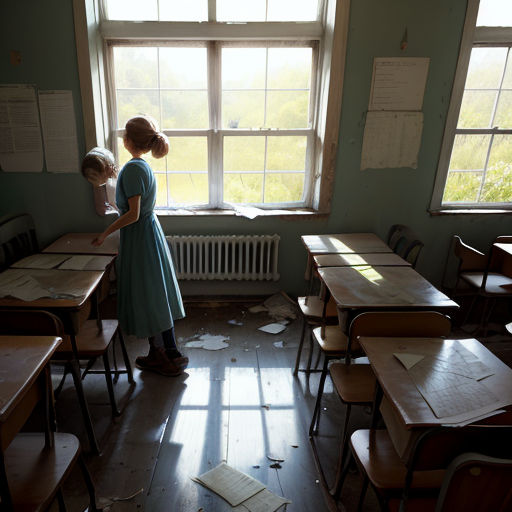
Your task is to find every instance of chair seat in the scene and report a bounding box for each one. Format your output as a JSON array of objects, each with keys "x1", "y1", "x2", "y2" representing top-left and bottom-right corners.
[
  {"x1": 57, "y1": 319, "x2": 118, "y2": 357},
  {"x1": 312, "y1": 326, "x2": 348, "y2": 354},
  {"x1": 387, "y1": 497, "x2": 437, "y2": 512},
  {"x1": 351, "y1": 429, "x2": 444, "y2": 496},
  {"x1": 330, "y1": 363, "x2": 375, "y2": 404},
  {"x1": 461, "y1": 272, "x2": 512, "y2": 295},
  {"x1": 5, "y1": 433, "x2": 81, "y2": 511},
  {"x1": 298, "y1": 296, "x2": 338, "y2": 319}
]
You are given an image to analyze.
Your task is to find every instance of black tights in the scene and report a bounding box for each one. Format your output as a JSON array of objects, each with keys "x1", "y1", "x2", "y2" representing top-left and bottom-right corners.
[{"x1": 149, "y1": 327, "x2": 182, "y2": 358}]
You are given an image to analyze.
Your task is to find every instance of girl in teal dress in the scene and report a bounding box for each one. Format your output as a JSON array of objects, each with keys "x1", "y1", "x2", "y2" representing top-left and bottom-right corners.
[{"x1": 81, "y1": 116, "x2": 187, "y2": 377}]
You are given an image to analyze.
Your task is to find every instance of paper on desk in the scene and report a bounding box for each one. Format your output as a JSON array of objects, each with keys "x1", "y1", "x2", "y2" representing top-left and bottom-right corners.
[
  {"x1": 11, "y1": 253, "x2": 71, "y2": 269},
  {"x1": 58, "y1": 255, "x2": 112, "y2": 271},
  {"x1": 394, "y1": 353, "x2": 424, "y2": 370},
  {"x1": 194, "y1": 463, "x2": 266, "y2": 506},
  {"x1": 233, "y1": 488, "x2": 291, "y2": 512}
]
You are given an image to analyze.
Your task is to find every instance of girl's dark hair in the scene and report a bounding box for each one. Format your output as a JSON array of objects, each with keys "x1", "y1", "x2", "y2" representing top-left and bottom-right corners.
[
  {"x1": 81, "y1": 147, "x2": 118, "y2": 178},
  {"x1": 125, "y1": 115, "x2": 169, "y2": 159}
]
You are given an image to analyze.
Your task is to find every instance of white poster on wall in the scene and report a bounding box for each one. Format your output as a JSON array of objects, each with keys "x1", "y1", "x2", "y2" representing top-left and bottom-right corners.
[
  {"x1": 38, "y1": 90, "x2": 79, "y2": 173},
  {"x1": 0, "y1": 84, "x2": 44, "y2": 173}
]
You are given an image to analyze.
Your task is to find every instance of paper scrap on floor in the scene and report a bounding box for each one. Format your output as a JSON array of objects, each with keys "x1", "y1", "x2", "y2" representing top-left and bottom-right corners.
[
  {"x1": 248, "y1": 305, "x2": 268, "y2": 314},
  {"x1": 193, "y1": 463, "x2": 265, "y2": 506},
  {"x1": 11, "y1": 253, "x2": 71, "y2": 269},
  {"x1": 258, "y1": 323, "x2": 287, "y2": 334},
  {"x1": 184, "y1": 334, "x2": 230, "y2": 350},
  {"x1": 58, "y1": 255, "x2": 113, "y2": 271},
  {"x1": 194, "y1": 463, "x2": 291, "y2": 511},
  {"x1": 262, "y1": 292, "x2": 297, "y2": 321}
]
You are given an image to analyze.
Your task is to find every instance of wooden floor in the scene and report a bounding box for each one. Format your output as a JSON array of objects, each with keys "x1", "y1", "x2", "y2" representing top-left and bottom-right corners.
[{"x1": 49, "y1": 299, "x2": 512, "y2": 512}]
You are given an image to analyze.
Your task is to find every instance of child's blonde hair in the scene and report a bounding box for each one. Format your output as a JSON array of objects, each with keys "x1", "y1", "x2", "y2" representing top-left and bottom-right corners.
[
  {"x1": 81, "y1": 147, "x2": 118, "y2": 179},
  {"x1": 125, "y1": 115, "x2": 169, "y2": 159}
]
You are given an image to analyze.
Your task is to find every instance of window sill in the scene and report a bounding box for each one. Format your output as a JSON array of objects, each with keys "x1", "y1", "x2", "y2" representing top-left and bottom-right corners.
[
  {"x1": 429, "y1": 208, "x2": 512, "y2": 216},
  {"x1": 155, "y1": 207, "x2": 328, "y2": 220}
]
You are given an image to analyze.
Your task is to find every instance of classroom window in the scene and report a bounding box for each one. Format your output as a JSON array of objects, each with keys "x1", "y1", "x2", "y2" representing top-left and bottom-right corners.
[
  {"x1": 74, "y1": 0, "x2": 347, "y2": 214},
  {"x1": 431, "y1": 0, "x2": 512, "y2": 210}
]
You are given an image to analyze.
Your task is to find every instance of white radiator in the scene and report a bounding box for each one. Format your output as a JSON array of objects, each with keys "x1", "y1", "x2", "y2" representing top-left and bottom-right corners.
[{"x1": 166, "y1": 235, "x2": 280, "y2": 281}]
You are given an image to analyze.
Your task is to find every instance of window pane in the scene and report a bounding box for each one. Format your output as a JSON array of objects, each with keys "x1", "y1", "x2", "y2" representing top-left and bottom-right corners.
[
  {"x1": 222, "y1": 49, "x2": 266, "y2": 89},
  {"x1": 222, "y1": 91, "x2": 265, "y2": 128},
  {"x1": 457, "y1": 91, "x2": 496, "y2": 128},
  {"x1": 501, "y1": 51, "x2": 512, "y2": 88},
  {"x1": 483, "y1": 135, "x2": 512, "y2": 202},
  {"x1": 266, "y1": 136, "x2": 306, "y2": 171},
  {"x1": 168, "y1": 174, "x2": 209, "y2": 204},
  {"x1": 449, "y1": 134, "x2": 491, "y2": 171},
  {"x1": 266, "y1": 91, "x2": 309, "y2": 128},
  {"x1": 224, "y1": 137, "x2": 265, "y2": 171},
  {"x1": 465, "y1": 48, "x2": 507, "y2": 89},
  {"x1": 217, "y1": 0, "x2": 266, "y2": 21},
  {"x1": 162, "y1": 91, "x2": 208, "y2": 129},
  {"x1": 267, "y1": 0, "x2": 318, "y2": 21},
  {"x1": 494, "y1": 91, "x2": 512, "y2": 128},
  {"x1": 116, "y1": 90, "x2": 159, "y2": 129},
  {"x1": 168, "y1": 137, "x2": 207, "y2": 171},
  {"x1": 114, "y1": 48, "x2": 158, "y2": 89},
  {"x1": 160, "y1": 48, "x2": 207, "y2": 89},
  {"x1": 159, "y1": 0, "x2": 207, "y2": 21},
  {"x1": 155, "y1": 173, "x2": 168, "y2": 207},
  {"x1": 107, "y1": 0, "x2": 157, "y2": 20},
  {"x1": 264, "y1": 173, "x2": 304, "y2": 202},
  {"x1": 268, "y1": 48, "x2": 311, "y2": 89},
  {"x1": 442, "y1": 171, "x2": 483, "y2": 203},
  {"x1": 477, "y1": 0, "x2": 512, "y2": 26},
  {"x1": 224, "y1": 174, "x2": 263, "y2": 203}
]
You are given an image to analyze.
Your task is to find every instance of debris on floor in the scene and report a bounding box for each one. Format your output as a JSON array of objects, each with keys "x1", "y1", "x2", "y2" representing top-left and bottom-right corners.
[
  {"x1": 266, "y1": 454, "x2": 285, "y2": 462},
  {"x1": 228, "y1": 319, "x2": 244, "y2": 326},
  {"x1": 258, "y1": 323, "x2": 287, "y2": 334},
  {"x1": 184, "y1": 333, "x2": 230, "y2": 350},
  {"x1": 273, "y1": 341, "x2": 285, "y2": 348}
]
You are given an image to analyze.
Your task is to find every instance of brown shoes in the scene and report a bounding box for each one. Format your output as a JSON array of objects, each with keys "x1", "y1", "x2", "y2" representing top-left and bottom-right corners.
[{"x1": 135, "y1": 347, "x2": 184, "y2": 377}]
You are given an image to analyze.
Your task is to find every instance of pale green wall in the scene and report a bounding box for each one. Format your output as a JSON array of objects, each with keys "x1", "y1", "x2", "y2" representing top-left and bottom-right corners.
[{"x1": 1, "y1": 0, "x2": 510, "y2": 296}]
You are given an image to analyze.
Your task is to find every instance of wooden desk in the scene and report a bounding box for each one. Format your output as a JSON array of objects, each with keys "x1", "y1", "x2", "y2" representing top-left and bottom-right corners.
[
  {"x1": 493, "y1": 242, "x2": 512, "y2": 279},
  {"x1": 314, "y1": 252, "x2": 410, "y2": 268},
  {"x1": 0, "y1": 268, "x2": 107, "y2": 454},
  {"x1": 358, "y1": 336, "x2": 512, "y2": 460},
  {"x1": 0, "y1": 335, "x2": 61, "y2": 508},
  {"x1": 302, "y1": 233, "x2": 392, "y2": 255},
  {"x1": 318, "y1": 266, "x2": 458, "y2": 329},
  {"x1": 43, "y1": 232, "x2": 119, "y2": 255}
]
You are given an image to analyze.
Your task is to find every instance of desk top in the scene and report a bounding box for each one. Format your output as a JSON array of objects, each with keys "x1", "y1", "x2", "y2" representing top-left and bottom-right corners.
[
  {"x1": 359, "y1": 336, "x2": 512, "y2": 428},
  {"x1": 301, "y1": 233, "x2": 392, "y2": 255},
  {"x1": 0, "y1": 268, "x2": 104, "y2": 308},
  {"x1": 0, "y1": 336, "x2": 61, "y2": 422},
  {"x1": 318, "y1": 266, "x2": 458, "y2": 310},
  {"x1": 314, "y1": 252, "x2": 410, "y2": 268},
  {"x1": 43, "y1": 232, "x2": 119, "y2": 255},
  {"x1": 494, "y1": 242, "x2": 512, "y2": 257}
]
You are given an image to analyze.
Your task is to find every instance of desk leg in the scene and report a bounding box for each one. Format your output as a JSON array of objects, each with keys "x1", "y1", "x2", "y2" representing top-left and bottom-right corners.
[
  {"x1": 68, "y1": 337, "x2": 100, "y2": 455},
  {"x1": 370, "y1": 382, "x2": 383, "y2": 430}
]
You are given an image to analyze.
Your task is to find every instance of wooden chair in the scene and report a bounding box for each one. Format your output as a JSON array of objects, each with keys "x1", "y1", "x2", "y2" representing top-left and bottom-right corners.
[
  {"x1": 341, "y1": 412, "x2": 512, "y2": 512},
  {"x1": 450, "y1": 235, "x2": 512, "y2": 333},
  {"x1": 293, "y1": 294, "x2": 338, "y2": 375},
  {"x1": 0, "y1": 213, "x2": 38, "y2": 271},
  {"x1": 386, "y1": 224, "x2": 424, "y2": 268},
  {"x1": 387, "y1": 452, "x2": 512, "y2": 512},
  {"x1": 0, "y1": 309, "x2": 133, "y2": 419},
  {"x1": 320, "y1": 311, "x2": 451, "y2": 499}
]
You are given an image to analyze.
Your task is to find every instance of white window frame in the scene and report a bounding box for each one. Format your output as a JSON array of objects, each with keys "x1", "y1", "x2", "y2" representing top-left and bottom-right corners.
[
  {"x1": 73, "y1": 0, "x2": 350, "y2": 215},
  {"x1": 431, "y1": 0, "x2": 512, "y2": 211},
  {"x1": 107, "y1": 39, "x2": 317, "y2": 210}
]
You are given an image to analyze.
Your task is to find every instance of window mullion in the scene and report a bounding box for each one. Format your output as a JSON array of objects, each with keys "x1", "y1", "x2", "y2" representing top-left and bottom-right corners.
[
  {"x1": 208, "y1": 41, "x2": 222, "y2": 207},
  {"x1": 208, "y1": 0, "x2": 216, "y2": 22}
]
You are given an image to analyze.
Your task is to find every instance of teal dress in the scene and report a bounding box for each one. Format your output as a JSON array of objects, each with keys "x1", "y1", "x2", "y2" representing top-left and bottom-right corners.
[{"x1": 115, "y1": 158, "x2": 185, "y2": 338}]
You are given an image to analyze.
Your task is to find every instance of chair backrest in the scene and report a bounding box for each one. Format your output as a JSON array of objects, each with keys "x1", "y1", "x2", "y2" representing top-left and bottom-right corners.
[
  {"x1": 435, "y1": 453, "x2": 512, "y2": 512},
  {"x1": 0, "y1": 309, "x2": 65, "y2": 338},
  {"x1": 452, "y1": 235, "x2": 487, "y2": 271},
  {"x1": 386, "y1": 224, "x2": 424, "y2": 268},
  {"x1": 348, "y1": 311, "x2": 451, "y2": 355},
  {"x1": 0, "y1": 214, "x2": 38, "y2": 271}
]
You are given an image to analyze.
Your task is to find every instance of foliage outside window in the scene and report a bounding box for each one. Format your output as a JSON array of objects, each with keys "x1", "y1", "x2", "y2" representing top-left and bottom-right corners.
[
  {"x1": 104, "y1": 1, "x2": 319, "y2": 210},
  {"x1": 434, "y1": 0, "x2": 512, "y2": 209}
]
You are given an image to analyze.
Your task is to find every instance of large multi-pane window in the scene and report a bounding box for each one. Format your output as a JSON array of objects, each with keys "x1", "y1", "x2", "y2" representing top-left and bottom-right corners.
[
  {"x1": 433, "y1": 0, "x2": 512, "y2": 209},
  {"x1": 103, "y1": 1, "x2": 319, "y2": 209}
]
